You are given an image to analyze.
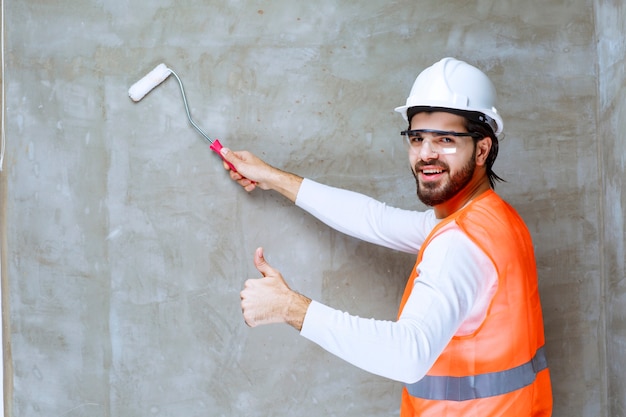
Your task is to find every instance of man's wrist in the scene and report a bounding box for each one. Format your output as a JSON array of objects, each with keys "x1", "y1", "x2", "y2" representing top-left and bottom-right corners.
[
  {"x1": 285, "y1": 292, "x2": 312, "y2": 331},
  {"x1": 268, "y1": 169, "x2": 303, "y2": 203}
]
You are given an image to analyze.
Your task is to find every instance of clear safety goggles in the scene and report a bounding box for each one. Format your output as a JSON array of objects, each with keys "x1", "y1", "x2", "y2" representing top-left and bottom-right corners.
[{"x1": 400, "y1": 129, "x2": 482, "y2": 155}]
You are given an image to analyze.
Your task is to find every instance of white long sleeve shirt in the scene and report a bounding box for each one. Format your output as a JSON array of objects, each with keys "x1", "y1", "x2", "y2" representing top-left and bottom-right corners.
[{"x1": 295, "y1": 179, "x2": 497, "y2": 384}]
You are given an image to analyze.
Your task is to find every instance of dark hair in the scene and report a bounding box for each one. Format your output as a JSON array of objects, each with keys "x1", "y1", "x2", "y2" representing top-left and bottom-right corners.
[
  {"x1": 407, "y1": 106, "x2": 505, "y2": 188},
  {"x1": 464, "y1": 118, "x2": 504, "y2": 189}
]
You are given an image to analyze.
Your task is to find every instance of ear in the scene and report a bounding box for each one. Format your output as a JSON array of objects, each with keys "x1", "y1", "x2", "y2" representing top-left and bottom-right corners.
[{"x1": 475, "y1": 136, "x2": 492, "y2": 167}]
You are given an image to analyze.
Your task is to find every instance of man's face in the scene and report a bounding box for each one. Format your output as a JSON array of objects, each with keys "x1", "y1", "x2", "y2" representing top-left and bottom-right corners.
[{"x1": 408, "y1": 112, "x2": 478, "y2": 206}]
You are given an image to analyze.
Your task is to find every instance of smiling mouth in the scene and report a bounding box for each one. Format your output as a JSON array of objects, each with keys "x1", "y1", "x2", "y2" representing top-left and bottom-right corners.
[
  {"x1": 422, "y1": 168, "x2": 444, "y2": 175},
  {"x1": 419, "y1": 167, "x2": 447, "y2": 179}
]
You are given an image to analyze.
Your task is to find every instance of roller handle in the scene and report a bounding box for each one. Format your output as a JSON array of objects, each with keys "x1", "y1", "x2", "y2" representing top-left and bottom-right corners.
[{"x1": 209, "y1": 139, "x2": 238, "y2": 172}]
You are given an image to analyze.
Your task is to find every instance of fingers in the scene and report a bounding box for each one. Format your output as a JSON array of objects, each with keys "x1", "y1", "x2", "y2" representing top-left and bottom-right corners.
[
  {"x1": 240, "y1": 279, "x2": 257, "y2": 327},
  {"x1": 228, "y1": 170, "x2": 256, "y2": 191},
  {"x1": 221, "y1": 148, "x2": 259, "y2": 192},
  {"x1": 239, "y1": 275, "x2": 276, "y2": 328}
]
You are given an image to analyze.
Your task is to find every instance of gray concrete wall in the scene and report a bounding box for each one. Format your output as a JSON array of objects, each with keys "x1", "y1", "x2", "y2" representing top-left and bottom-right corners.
[
  {"x1": 596, "y1": 0, "x2": 626, "y2": 416},
  {"x1": 1, "y1": 0, "x2": 621, "y2": 416}
]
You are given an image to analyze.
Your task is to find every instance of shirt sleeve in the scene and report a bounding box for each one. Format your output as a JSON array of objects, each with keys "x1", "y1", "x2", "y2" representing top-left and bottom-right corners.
[
  {"x1": 299, "y1": 225, "x2": 497, "y2": 384},
  {"x1": 295, "y1": 178, "x2": 437, "y2": 254}
]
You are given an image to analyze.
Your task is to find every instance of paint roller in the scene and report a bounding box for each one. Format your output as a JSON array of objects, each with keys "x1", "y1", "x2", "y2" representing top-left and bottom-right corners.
[{"x1": 128, "y1": 63, "x2": 237, "y2": 171}]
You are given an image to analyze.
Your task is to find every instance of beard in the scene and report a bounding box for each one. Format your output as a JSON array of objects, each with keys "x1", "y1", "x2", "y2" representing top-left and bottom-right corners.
[{"x1": 413, "y1": 148, "x2": 477, "y2": 206}]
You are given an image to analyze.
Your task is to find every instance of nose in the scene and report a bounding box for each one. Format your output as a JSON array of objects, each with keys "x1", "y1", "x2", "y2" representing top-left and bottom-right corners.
[{"x1": 419, "y1": 139, "x2": 439, "y2": 160}]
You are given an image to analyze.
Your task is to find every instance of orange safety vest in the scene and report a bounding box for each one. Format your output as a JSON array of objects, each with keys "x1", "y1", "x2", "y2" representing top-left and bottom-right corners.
[{"x1": 397, "y1": 190, "x2": 552, "y2": 416}]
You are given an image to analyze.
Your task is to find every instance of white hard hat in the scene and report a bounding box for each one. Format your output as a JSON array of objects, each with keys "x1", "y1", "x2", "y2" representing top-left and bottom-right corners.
[{"x1": 394, "y1": 57, "x2": 503, "y2": 136}]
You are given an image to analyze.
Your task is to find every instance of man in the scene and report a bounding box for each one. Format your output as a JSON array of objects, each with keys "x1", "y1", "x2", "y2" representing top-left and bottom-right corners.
[{"x1": 219, "y1": 57, "x2": 553, "y2": 416}]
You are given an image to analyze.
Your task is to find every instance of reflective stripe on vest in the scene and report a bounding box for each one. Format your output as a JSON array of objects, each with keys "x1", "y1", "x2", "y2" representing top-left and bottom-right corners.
[{"x1": 406, "y1": 346, "x2": 548, "y2": 401}]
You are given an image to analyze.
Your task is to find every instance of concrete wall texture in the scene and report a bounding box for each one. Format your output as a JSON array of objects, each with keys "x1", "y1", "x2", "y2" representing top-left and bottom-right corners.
[{"x1": 1, "y1": 0, "x2": 624, "y2": 416}]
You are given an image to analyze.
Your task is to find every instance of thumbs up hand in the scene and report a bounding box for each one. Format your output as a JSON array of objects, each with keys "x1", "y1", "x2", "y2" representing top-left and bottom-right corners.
[{"x1": 240, "y1": 247, "x2": 311, "y2": 330}]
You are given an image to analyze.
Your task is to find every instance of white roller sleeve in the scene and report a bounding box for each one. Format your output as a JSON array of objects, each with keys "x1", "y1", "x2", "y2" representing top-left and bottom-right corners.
[{"x1": 128, "y1": 63, "x2": 172, "y2": 102}]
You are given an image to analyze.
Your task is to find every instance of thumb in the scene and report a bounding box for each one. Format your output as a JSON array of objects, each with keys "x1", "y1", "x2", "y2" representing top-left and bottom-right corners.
[
  {"x1": 254, "y1": 247, "x2": 278, "y2": 278},
  {"x1": 219, "y1": 147, "x2": 239, "y2": 169}
]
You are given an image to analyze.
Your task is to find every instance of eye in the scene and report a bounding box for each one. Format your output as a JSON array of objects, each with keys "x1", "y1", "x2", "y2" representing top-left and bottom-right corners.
[
  {"x1": 409, "y1": 135, "x2": 424, "y2": 144},
  {"x1": 438, "y1": 136, "x2": 455, "y2": 144}
]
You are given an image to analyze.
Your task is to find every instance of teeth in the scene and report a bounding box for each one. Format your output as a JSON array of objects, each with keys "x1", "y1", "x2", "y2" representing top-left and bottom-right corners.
[{"x1": 423, "y1": 169, "x2": 443, "y2": 174}]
